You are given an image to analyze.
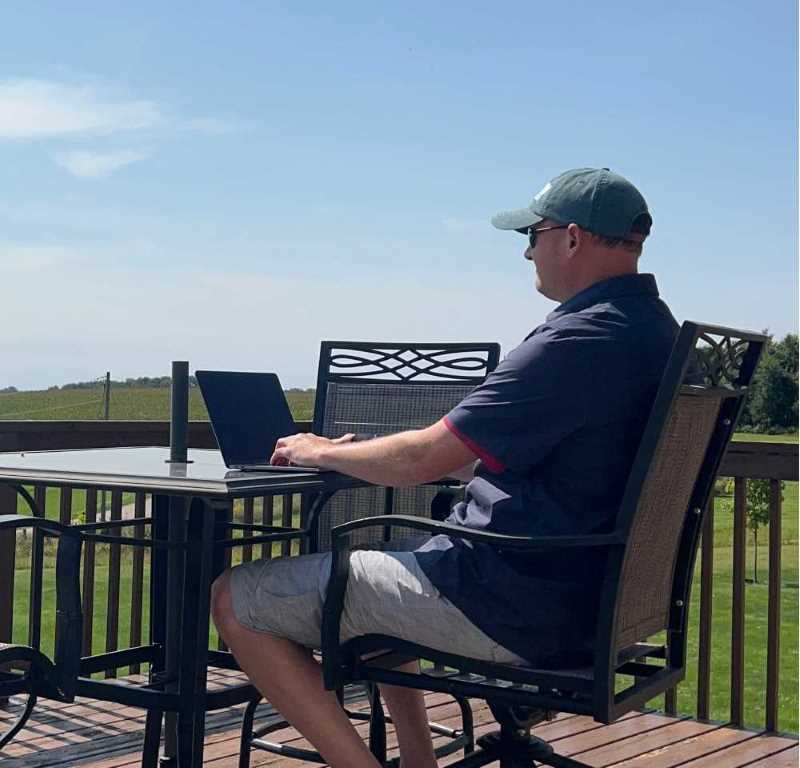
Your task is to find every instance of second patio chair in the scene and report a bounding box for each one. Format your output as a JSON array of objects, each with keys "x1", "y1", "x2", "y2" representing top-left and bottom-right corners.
[{"x1": 0, "y1": 508, "x2": 83, "y2": 752}]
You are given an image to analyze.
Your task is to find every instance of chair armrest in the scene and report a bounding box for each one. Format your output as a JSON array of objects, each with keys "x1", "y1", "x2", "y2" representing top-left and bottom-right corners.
[
  {"x1": 331, "y1": 514, "x2": 624, "y2": 551},
  {"x1": 321, "y1": 514, "x2": 623, "y2": 691},
  {"x1": 0, "y1": 513, "x2": 68, "y2": 537}
]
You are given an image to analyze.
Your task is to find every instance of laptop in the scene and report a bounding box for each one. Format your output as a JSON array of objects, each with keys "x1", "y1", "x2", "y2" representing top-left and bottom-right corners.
[{"x1": 196, "y1": 370, "x2": 321, "y2": 473}]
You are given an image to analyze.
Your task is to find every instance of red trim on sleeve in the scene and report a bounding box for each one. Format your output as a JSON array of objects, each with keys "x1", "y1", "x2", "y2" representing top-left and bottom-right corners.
[{"x1": 442, "y1": 415, "x2": 505, "y2": 474}]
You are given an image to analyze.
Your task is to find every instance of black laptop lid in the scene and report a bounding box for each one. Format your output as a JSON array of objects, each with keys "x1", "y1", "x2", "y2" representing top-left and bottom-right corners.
[{"x1": 196, "y1": 370, "x2": 296, "y2": 466}]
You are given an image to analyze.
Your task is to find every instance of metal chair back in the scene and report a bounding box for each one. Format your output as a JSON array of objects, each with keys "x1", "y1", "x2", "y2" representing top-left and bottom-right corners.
[
  {"x1": 311, "y1": 341, "x2": 500, "y2": 551},
  {"x1": 595, "y1": 321, "x2": 767, "y2": 719}
]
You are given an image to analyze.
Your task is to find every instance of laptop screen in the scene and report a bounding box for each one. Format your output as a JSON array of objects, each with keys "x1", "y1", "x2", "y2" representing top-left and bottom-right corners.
[{"x1": 196, "y1": 370, "x2": 297, "y2": 467}]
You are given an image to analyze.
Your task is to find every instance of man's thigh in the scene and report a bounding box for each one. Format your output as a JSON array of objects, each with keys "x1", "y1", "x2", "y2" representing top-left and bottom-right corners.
[{"x1": 228, "y1": 547, "x2": 524, "y2": 665}]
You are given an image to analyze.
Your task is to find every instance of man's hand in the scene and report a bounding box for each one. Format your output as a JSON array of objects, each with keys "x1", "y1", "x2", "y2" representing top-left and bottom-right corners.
[
  {"x1": 270, "y1": 419, "x2": 479, "y2": 487},
  {"x1": 271, "y1": 433, "x2": 354, "y2": 468}
]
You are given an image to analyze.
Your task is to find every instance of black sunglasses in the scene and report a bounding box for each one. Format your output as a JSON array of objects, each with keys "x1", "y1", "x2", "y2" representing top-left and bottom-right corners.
[{"x1": 527, "y1": 224, "x2": 568, "y2": 249}]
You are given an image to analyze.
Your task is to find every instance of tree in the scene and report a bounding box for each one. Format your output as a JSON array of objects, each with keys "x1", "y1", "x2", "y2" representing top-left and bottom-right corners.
[
  {"x1": 746, "y1": 479, "x2": 783, "y2": 583},
  {"x1": 740, "y1": 333, "x2": 799, "y2": 432}
]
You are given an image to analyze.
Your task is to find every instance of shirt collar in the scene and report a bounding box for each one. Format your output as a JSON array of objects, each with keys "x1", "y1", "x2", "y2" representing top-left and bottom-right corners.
[{"x1": 546, "y1": 273, "x2": 659, "y2": 321}]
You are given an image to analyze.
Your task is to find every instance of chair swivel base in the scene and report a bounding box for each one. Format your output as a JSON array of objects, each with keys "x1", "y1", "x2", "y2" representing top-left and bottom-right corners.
[{"x1": 464, "y1": 731, "x2": 591, "y2": 768}]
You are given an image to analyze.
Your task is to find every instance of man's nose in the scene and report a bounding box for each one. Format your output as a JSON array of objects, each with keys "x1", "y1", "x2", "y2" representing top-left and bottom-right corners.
[{"x1": 524, "y1": 247, "x2": 534, "y2": 261}]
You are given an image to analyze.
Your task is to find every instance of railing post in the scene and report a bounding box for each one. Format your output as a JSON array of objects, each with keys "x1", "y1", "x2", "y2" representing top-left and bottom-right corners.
[
  {"x1": 0, "y1": 485, "x2": 16, "y2": 644},
  {"x1": 0, "y1": 484, "x2": 15, "y2": 707},
  {"x1": 82, "y1": 488, "x2": 97, "y2": 656},
  {"x1": 697, "y1": 495, "x2": 714, "y2": 721},
  {"x1": 242, "y1": 498, "x2": 254, "y2": 563},
  {"x1": 130, "y1": 492, "x2": 147, "y2": 675},
  {"x1": 105, "y1": 490, "x2": 123, "y2": 678},
  {"x1": 730, "y1": 477, "x2": 747, "y2": 727},
  {"x1": 766, "y1": 478, "x2": 782, "y2": 732},
  {"x1": 28, "y1": 485, "x2": 47, "y2": 650}
]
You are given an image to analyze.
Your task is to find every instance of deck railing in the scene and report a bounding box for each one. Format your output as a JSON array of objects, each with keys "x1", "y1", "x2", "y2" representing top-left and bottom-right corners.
[{"x1": 0, "y1": 421, "x2": 796, "y2": 734}]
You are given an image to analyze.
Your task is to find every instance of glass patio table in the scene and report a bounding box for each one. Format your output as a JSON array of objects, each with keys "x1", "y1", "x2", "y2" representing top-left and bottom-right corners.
[{"x1": 0, "y1": 446, "x2": 367, "y2": 767}]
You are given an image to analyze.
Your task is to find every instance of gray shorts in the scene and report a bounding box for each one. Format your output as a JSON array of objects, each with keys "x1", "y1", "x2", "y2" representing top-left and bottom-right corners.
[{"x1": 228, "y1": 548, "x2": 526, "y2": 665}]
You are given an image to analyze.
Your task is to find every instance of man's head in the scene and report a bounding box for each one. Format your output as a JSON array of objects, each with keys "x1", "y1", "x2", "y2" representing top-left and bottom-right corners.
[{"x1": 492, "y1": 168, "x2": 652, "y2": 302}]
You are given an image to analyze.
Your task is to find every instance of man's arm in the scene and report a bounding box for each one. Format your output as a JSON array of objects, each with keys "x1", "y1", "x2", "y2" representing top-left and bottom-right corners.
[{"x1": 270, "y1": 418, "x2": 478, "y2": 488}]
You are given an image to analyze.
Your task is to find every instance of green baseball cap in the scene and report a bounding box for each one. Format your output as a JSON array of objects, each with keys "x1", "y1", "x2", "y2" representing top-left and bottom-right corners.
[{"x1": 491, "y1": 167, "x2": 652, "y2": 240}]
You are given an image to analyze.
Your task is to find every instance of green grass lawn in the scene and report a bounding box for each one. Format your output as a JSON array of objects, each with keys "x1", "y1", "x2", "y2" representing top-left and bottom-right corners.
[
  {"x1": 734, "y1": 432, "x2": 798, "y2": 444},
  {"x1": 675, "y1": 481, "x2": 798, "y2": 733}
]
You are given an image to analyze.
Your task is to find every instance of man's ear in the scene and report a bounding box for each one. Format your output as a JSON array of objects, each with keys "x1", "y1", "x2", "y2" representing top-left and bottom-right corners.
[{"x1": 566, "y1": 222, "x2": 582, "y2": 254}]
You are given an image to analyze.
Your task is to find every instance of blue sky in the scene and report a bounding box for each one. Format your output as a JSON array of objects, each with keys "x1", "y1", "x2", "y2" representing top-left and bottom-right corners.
[{"x1": 0, "y1": 1, "x2": 797, "y2": 390}]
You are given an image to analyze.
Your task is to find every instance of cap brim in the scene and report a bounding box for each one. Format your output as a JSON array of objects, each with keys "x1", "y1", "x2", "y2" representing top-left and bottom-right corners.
[{"x1": 490, "y1": 207, "x2": 544, "y2": 232}]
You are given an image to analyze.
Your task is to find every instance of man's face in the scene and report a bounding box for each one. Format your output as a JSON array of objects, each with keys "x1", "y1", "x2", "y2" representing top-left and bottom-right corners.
[{"x1": 524, "y1": 219, "x2": 567, "y2": 301}]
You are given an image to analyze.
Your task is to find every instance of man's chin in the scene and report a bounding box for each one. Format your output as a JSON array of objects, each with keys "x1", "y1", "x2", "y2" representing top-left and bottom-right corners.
[{"x1": 535, "y1": 280, "x2": 557, "y2": 302}]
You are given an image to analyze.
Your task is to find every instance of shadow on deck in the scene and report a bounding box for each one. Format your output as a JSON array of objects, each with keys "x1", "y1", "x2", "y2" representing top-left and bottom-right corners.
[{"x1": 0, "y1": 670, "x2": 796, "y2": 768}]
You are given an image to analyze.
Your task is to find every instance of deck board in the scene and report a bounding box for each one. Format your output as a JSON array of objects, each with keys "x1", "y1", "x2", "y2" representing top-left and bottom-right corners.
[{"x1": 0, "y1": 671, "x2": 795, "y2": 767}]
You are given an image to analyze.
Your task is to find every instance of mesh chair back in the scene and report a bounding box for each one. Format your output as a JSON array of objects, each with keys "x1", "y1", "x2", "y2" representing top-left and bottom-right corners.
[
  {"x1": 605, "y1": 323, "x2": 766, "y2": 657},
  {"x1": 312, "y1": 342, "x2": 500, "y2": 551},
  {"x1": 614, "y1": 391, "x2": 722, "y2": 649}
]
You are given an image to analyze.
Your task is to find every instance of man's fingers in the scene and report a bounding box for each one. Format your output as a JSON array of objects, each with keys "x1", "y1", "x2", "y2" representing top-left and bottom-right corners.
[{"x1": 332, "y1": 433, "x2": 355, "y2": 444}]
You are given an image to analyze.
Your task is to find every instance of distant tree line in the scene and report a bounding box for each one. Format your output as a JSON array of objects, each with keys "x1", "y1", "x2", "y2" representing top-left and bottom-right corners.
[
  {"x1": 59, "y1": 376, "x2": 196, "y2": 390},
  {"x1": 737, "y1": 332, "x2": 798, "y2": 433}
]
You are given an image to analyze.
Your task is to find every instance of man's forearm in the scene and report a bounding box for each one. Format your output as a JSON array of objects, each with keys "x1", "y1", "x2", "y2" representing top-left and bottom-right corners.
[
  {"x1": 318, "y1": 430, "x2": 433, "y2": 487},
  {"x1": 272, "y1": 419, "x2": 478, "y2": 486}
]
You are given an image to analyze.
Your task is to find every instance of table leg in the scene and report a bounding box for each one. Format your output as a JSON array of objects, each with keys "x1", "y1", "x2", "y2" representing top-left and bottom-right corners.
[
  {"x1": 160, "y1": 495, "x2": 188, "y2": 766},
  {"x1": 176, "y1": 497, "x2": 215, "y2": 766},
  {"x1": 141, "y1": 494, "x2": 169, "y2": 768}
]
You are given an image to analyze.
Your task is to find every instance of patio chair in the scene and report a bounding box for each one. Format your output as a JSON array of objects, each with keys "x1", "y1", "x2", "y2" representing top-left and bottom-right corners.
[
  {"x1": 319, "y1": 322, "x2": 767, "y2": 767},
  {"x1": 0, "y1": 505, "x2": 83, "y2": 751},
  {"x1": 239, "y1": 340, "x2": 501, "y2": 766}
]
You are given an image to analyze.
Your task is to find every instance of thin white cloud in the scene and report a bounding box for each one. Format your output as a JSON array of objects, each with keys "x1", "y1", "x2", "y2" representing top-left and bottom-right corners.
[
  {"x1": 0, "y1": 78, "x2": 243, "y2": 177},
  {"x1": 0, "y1": 79, "x2": 163, "y2": 139},
  {"x1": 54, "y1": 148, "x2": 152, "y2": 179}
]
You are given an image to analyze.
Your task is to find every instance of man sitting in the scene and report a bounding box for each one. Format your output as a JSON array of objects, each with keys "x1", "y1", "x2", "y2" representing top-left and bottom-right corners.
[{"x1": 211, "y1": 167, "x2": 679, "y2": 768}]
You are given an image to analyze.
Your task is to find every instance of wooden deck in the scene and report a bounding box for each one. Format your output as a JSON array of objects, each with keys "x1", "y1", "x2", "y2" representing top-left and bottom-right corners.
[{"x1": 0, "y1": 670, "x2": 796, "y2": 767}]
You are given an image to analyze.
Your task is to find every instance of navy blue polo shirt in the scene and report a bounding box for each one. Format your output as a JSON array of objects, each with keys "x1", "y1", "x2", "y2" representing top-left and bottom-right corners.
[{"x1": 413, "y1": 273, "x2": 678, "y2": 667}]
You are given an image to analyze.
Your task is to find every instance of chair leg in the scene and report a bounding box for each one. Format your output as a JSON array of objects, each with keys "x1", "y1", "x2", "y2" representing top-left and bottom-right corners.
[
  {"x1": 457, "y1": 694, "x2": 475, "y2": 755},
  {"x1": 0, "y1": 692, "x2": 36, "y2": 750},
  {"x1": 366, "y1": 683, "x2": 387, "y2": 765},
  {"x1": 141, "y1": 710, "x2": 162, "y2": 768},
  {"x1": 238, "y1": 695, "x2": 263, "y2": 768}
]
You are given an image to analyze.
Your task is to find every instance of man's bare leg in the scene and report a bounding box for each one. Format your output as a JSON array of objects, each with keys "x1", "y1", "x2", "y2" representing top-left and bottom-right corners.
[
  {"x1": 379, "y1": 662, "x2": 438, "y2": 768},
  {"x1": 211, "y1": 571, "x2": 381, "y2": 768}
]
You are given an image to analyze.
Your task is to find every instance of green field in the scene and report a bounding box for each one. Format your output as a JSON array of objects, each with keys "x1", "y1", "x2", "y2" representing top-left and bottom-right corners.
[{"x1": 0, "y1": 386, "x2": 315, "y2": 422}]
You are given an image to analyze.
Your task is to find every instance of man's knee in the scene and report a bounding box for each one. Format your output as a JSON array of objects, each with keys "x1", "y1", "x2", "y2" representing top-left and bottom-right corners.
[{"x1": 210, "y1": 569, "x2": 236, "y2": 632}]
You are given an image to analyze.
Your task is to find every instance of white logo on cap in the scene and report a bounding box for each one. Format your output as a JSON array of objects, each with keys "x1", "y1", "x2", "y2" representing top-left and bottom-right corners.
[{"x1": 533, "y1": 182, "x2": 552, "y2": 201}]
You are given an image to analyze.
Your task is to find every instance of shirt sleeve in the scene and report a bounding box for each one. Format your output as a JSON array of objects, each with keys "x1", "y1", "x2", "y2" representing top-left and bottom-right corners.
[{"x1": 444, "y1": 326, "x2": 593, "y2": 474}]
